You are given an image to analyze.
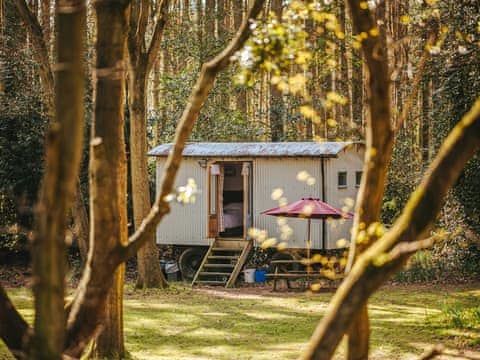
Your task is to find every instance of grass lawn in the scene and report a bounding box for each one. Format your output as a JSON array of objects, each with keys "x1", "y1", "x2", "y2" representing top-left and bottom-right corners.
[{"x1": 1, "y1": 283, "x2": 479, "y2": 359}]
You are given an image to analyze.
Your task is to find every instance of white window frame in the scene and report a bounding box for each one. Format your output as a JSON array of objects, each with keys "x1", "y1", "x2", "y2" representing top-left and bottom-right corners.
[
  {"x1": 355, "y1": 171, "x2": 363, "y2": 188},
  {"x1": 338, "y1": 171, "x2": 347, "y2": 189}
]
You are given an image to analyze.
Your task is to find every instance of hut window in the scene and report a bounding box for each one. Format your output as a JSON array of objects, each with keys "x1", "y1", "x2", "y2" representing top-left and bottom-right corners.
[
  {"x1": 338, "y1": 171, "x2": 347, "y2": 188},
  {"x1": 355, "y1": 171, "x2": 362, "y2": 188}
]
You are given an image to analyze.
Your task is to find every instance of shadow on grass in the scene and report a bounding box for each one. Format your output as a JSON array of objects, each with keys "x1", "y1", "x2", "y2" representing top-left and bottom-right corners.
[
  {"x1": 123, "y1": 284, "x2": 480, "y2": 359},
  {"x1": 124, "y1": 292, "x2": 321, "y2": 359}
]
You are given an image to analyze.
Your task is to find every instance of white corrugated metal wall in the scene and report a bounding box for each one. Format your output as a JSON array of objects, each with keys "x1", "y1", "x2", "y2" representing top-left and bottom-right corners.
[
  {"x1": 324, "y1": 146, "x2": 364, "y2": 248},
  {"x1": 155, "y1": 158, "x2": 209, "y2": 246},
  {"x1": 252, "y1": 158, "x2": 324, "y2": 249}
]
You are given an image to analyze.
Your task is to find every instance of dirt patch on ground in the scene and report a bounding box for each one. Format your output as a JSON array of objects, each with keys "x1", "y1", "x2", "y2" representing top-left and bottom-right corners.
[
  {"x1": 191, "y1": 281, "x2": 480, "y2": 301},
  {"x1": 193, "y1": 282, "x2": 338, "y2": 299}
]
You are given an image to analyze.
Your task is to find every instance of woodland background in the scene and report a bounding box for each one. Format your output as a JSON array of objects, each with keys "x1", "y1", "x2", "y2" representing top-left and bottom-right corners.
[
  {"x1": 1, "y1": 0, "x2": 480, "y2": 359},
  {"x1": 1, "y1": 0, "x2": 478, "y2": 281}
]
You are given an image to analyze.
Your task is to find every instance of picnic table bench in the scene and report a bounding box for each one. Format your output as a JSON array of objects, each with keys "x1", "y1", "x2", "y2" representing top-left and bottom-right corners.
[{"x1": 266, "y1": 260, "x2": 344, "y2": 291}]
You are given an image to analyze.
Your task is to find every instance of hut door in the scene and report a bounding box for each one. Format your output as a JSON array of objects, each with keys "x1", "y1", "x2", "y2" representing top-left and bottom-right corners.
[
  {"x1": 242, "y1": 162, "x2": 253, "y2": 238},
  {"x1": 207, "y1": 164, "x2": 220, "y2": 238}
]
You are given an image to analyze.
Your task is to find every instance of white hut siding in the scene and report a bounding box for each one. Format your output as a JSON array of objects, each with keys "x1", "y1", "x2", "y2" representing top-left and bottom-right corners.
[
  {"x1": 324, "y1": 147, "x2": 364, "y2": 248},
  {"x1": 252, "y1": 158, "x2": 324, "y2": 249},
  {"x1": 151, "y1": 143, "x2": 364, "y2": 250},
  {"x1": 155, "y1": 158, "x2": 209, "y2": 246}
]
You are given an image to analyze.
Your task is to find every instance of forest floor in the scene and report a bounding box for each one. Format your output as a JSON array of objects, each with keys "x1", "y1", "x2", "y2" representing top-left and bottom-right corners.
[{"x1": 0, "y1": 281, "x2": 479, "y2": 359}]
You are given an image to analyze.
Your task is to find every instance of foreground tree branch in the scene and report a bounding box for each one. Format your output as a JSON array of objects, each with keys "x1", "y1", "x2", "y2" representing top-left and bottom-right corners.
[{"x1": 302, "y1": 97, "x2": 480, "y2": 360}]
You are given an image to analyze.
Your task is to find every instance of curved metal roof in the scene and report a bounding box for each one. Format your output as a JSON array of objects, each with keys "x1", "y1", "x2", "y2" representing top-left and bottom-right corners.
[{"x1": 148, "y1": 142, "x2": 362, "y2": 158}]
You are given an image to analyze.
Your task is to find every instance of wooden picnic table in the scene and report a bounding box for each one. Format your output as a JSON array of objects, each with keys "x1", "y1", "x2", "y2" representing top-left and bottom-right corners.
[{"x1": 266, "y1": 259, "x2": 344, "y2": 291}]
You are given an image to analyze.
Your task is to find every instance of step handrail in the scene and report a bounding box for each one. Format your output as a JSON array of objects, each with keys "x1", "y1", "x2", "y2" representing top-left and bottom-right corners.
[
  {"x1": 225, "y1": 239, "x2": 253, "y2": 288},
  {"x1": 191, "y1": 239, "x2": 216, "y2": 286}
]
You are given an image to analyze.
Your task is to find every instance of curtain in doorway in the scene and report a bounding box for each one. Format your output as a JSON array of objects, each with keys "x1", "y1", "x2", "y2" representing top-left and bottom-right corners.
[{"x1": 218, "y1": 165, "x2": 225, "y2": 232}]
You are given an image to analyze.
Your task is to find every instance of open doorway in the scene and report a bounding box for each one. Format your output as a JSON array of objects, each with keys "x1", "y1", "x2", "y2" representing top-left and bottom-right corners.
[
  {"x1": 208, "y1": 161, "x2": 252, "y2": 239},
  {"x1": 220, "y1": 163, "x2": 244, "y2": 237}
]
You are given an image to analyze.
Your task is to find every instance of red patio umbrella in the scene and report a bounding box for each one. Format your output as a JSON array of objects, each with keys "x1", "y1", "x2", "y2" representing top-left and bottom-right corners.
[{"x1": 261, "y1": 198, "x2": 353, "y2": 260}]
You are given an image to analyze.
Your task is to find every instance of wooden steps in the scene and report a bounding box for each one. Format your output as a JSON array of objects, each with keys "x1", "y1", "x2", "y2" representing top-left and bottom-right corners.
[
  {"x1": 192, "y1": 238, "x2": 252, "y2": 288},
  {"x1": 208, "y1": 255, "x2": 239, "y2": 260},
  {"x1": 199, "y1": 272, "x2": 231, "y2": 276},
  {"x1": 203, "y1": 263, "x2": 235, "y2": 268},
  {"x1": 196, "y1": 280, "x2": 227, "y2": 285}
]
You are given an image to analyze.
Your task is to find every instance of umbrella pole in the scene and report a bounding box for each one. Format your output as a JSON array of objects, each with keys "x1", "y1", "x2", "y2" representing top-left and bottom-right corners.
[{"x1": 307, "y1": 218, "x2": 311, "y2": 287}]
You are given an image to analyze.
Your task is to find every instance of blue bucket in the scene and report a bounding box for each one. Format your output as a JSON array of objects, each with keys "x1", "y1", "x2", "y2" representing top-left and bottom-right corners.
[{"x1": 255, "y1": 270, "x2": 267, "y2": 283}]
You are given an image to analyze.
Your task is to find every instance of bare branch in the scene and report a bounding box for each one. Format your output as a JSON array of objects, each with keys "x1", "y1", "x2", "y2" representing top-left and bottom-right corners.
[
  {"x1": 118, "y1": 0, "x2": 266, "y2": 260},
  {"x1": 146, "y1": 0, "x2": 169, "y2": 75}
]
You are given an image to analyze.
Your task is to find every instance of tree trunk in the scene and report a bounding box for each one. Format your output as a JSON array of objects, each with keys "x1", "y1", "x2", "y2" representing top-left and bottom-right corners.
[
  {"x1": 269, "y1": 0, "x2": 284, "y2": 142},
  {"x1": 128, "y1": 0, "x2": 169, "y2": 289},
  {"x1": 40, "y1": 0, "x2": 50, "y2": 51},
  {"x1": 129, "y1": 69, "x2": 167, "y2": 289},
  {"x1": 92, "y1": 264, "x2": 125, "y2": 358},
  {"x1": 205, "y1": 0, "x2": 215, "y2": 40},
  {"x1": 338, "y1": 0, "x2": 351, "y2": 136},
  {"x1": 344, "y1": 1, "x2": 393, "y2": 359},
  {"x1": 72, "y1": 181, "x2": 89, "y2": 260},
  {"x1": 30, "y1": 0, "x2": 86, "y2": 358},
  {"x1": 86, "y1": 1, "x2": 129, "y2": 358},
  {"x1": 233, "y1": 0, "x2": 247, "y2": 113},
  {"x1": 152, "y1": 57, "x2": 162, "y2": 144}
]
